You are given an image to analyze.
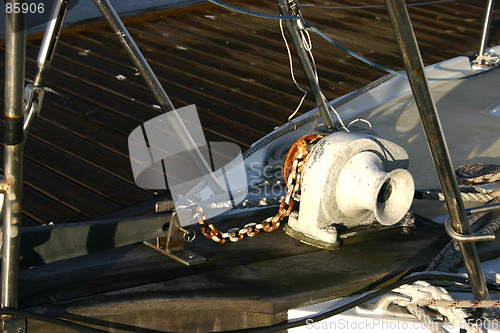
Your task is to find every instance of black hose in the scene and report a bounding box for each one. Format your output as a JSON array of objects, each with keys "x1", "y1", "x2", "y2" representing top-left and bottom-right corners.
[
  {"x1": 0, "y1": 308, "x2": 108, "y2": 333},
  {"x1": 3, "y1": 273, "x2": 499, "y2": 333},
  {"x1": 221, "y1": 273, "x2": 500, "y2": 332}
]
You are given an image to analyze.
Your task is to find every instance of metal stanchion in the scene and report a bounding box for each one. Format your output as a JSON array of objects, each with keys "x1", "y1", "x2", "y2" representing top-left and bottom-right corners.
[
  {"x1": 2, "y1": 0, "x2": 26, "y2": 312},
  {"x1": 384, "y1": 0, "x2": 491, "y2": 303},
  {"x1": 478, "y1": 0, "x2": 495, "y2": 59}
]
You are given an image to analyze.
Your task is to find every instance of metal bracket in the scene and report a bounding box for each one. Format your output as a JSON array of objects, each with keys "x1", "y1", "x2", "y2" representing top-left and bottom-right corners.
[
  {"x1": 155, "y1": 199, "x2": 175, "y2": 214},
  {"x1": 145, "y1": 203, "x2": 205, "y2": 266},
  {"x1": 356, "y1": 293, "x2": 414, "y2": 319},
  {"x1": 1, "y1": 315, "x2": 26, "y2": 333},
  {"x1": 23, "y1": 84, "x2": 45, "y2": 135},
  {"x1": 445, "y1": 218, "x2": 496, "y2": 243}
]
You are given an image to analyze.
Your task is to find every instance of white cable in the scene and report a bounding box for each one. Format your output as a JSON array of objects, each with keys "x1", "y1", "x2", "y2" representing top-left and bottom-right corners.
[
  {"x1": 348, "y1": 118, "x2": 373, "y2": 130},
  {"x1": 281, "y1": 19, "x2": 368, "y2": 132},
  {"x1": 280, "y1": 19, "x2": 308, "y2": 123}
]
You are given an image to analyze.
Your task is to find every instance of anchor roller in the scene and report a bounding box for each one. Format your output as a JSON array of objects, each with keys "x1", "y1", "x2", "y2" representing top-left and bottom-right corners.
[{"x1": 285, "y1": 132, "x2": 414, "y2": 249}]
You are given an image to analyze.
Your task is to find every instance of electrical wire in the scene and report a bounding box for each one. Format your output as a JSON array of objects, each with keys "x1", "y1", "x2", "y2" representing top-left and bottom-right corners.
[
  {"x1": 220, "y1": 273, "x2": 500, "y2": 332},
  {"x1": 306, "y1": 21, "x2": 500, "y2": 81},
  {"x1": 287, "y1": 17, "x2": 351, "y2": 130},
  {"x1": 207, "y1": 0, "x2": 298, "y2": 20},
  {"x1": 5, "y1": 273, "x2": 499, "y2": 333},
  {"x1": 0, "y1": 308, "x2": 108, "y2": 333},
  {"x1": 207, "y1": 0, "x2": 500, "y2": 82},
  {"x1": 305, "y1": 22, "x2": 406, "y2": 76},
  {"x1": 348, "y1": 118, "x2": 373, "y2": 130},
  {"x1": 279, "y1": 19, "x2": 308, "y2": 123}
]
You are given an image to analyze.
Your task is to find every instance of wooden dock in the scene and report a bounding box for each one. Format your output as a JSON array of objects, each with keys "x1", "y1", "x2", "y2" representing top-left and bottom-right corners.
[{"x1": 0, "y1": 0, "x2": 498, "y2": 225}]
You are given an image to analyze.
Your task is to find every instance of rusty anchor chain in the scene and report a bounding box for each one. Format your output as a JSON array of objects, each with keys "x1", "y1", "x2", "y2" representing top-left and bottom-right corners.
[{"x1": 195, "y1": 134, "x2": 324, "y2": 244}]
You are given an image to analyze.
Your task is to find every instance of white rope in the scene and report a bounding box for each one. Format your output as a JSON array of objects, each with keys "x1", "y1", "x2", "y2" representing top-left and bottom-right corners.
[
  {"x1": 394, "y1": 281, "x2": 482, "y2": 333},
  {"x1": 405, "y1": 304, "x2": 444, "y2": 333},
  {"x1": 474, "y1": 53, "x2": 500, "y2": 66}
]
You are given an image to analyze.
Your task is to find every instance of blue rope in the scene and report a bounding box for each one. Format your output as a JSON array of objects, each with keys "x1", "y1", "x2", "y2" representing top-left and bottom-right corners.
[
  {"x1": 305, "y1": 22, "x2": 403, "y2": 76},
  {"x1": 207, "y1": 0, "x2": 298, "y2": 20},
  {"x1": 207, "y1": 0, "x2": 498, "y2": 81},
  {"x1": 306, "y1": 22, "x2": 500, "y2": 81},
  {"x1": 429, "y1": 65, "x2": 500, "y2": 81}
]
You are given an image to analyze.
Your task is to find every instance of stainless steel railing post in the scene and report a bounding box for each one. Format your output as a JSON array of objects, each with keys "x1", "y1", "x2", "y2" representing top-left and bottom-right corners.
[
  {"x1": 478, "y1": 0, "x2": 495, "y2": 60},
  {"x1": 385, "y1": 0, "x2": 491, "y2": 302},
  {"x1": 2, "y1": 0, "x2": 26, "y2": 309}
]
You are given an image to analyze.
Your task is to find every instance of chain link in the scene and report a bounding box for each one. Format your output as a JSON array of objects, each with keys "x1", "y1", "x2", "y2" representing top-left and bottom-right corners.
[{"x1": 194, "y1": 134, "x2": 323, "y2": 244}]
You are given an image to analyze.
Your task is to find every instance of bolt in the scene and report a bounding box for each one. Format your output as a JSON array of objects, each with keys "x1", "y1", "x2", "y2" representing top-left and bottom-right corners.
[{"x1": 325, "y1": 225, "x2": 337, "y2": 234}]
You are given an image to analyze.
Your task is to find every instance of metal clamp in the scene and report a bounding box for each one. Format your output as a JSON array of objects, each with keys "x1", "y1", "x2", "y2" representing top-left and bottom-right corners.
[
  {"x1": 357, "y1": 293, "x2": 415, "y2": 319},
  {"x1": 357, "y1": 292, "x2": 444, "y2": 321},
  {"x1": 445, "y1": 218, "x2": 496, "y2": 243},
  {"x1": 1, "y1": 315, "x2": 26, "y2": 333},
  {"x1": 155, "y1": 199, "x2": 175, "y2": 214},
  {"x1": 145, "y1": 202, "x2": 205, "y2": 266},
  {"x1": 23, "y1": 84, "x2": 45, "y2": 135}
]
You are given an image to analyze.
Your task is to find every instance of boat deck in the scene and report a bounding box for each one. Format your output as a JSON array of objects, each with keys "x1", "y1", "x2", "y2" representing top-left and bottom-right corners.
[
  {"x1": 22, "y1": 210, "x2": 450, "y2": 332},
  {"x1": 0, "y1": 0, "x2": 499, "y2": 225}
]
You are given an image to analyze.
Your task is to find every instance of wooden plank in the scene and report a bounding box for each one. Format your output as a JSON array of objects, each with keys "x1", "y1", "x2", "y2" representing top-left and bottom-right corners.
[
  {"x1": 21, "y1": 187, "x2": 85, "y2": 225},
  {"x1": 0, "y1": 163, "x2": 85, "y2": 225}
]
